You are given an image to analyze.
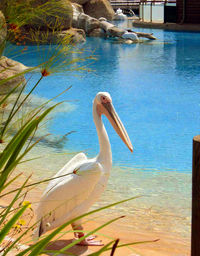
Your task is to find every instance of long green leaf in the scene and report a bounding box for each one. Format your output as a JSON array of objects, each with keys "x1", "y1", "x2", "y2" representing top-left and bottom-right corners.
[
  {"x1": 105, "y1": 239, "x2": 160, "y2": 251},
  {"x1": 0, "y1": 78, "x2": 29, "y2": 140},
  {"x1": 0, "y1": 175, "x2": 30, "y2": 226},
  {"x1": 0, "y1": 173, "x2": 22, "y2": 195},
  {"x1": 6, "y1": 75, "x2": 43, "y2": 130},
  {"x1": 0, "y1": 82, "x2": 22, "y2": 107},
  {"x1": 0, "y1": 172, "x2": 73, "y2": 198},
  {"x1": 0, "y1": 204, "x2": 29, "y2": 244},
  {"x1": 0, "y1": 66, "x2": 40, "y2": 87},
  {"x1": 2, "y1": 214, "x2": 42, "y2": 256},
  {"x1": 0, "y1": 103, "x2": 61, "y2": 189},
  {"x1": 81, "y1": 240, "x2": 116, "y2": 256},
  {"x1": 0, "y1": 101, "x2": 54, "y2": 170}
]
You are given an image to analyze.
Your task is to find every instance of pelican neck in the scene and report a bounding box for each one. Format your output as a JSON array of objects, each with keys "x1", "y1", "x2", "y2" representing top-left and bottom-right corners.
[{"x1": 93, "y1": 101, "x2": 112, "y2": 171}]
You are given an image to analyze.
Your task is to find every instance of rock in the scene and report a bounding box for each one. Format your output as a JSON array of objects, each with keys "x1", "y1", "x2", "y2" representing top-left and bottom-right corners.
[
  {"x1": 58, "y1": 28, "x2": 86, "y2": 43},
  {"x1": 72, "y1": 2, "x2": 84, "y2": 13},
  {"x1": 0, "y1": 11, "x2": 7, "y2": 53},
  {"x1": 25, "y1": 0, "x2": 73, "y2": 31},
  {"x1": 72, "y1": 5, "x2": 100, "y2": 35},
  {"x1": 76, "y1": 13, "x2": 87, "y2": 31},
  {"x1": 77, "y1": 13, "x2": 100, "y2": 34},
  {"x1": 125, "y1": 39, "x2": 134, "y2": 44},
  {"x1": 100, "y1": 21, "x2": 125, "y2": 37},
  {"x1": 70, "y1": 0, "x2": 89, "y2": 5},
  {"x1": 0, "y1": 56, "x2": 28, "y2": 95},
  {"x1": 72, "y1": 2, "x2": 84, "y2": 28},
  {"x1": 99, "y1": 20, "x2": 114, "y2": 31},
  {"x1": 88, "y1": 28, "x2": 106, "y2": 37},
  {"x1": 121, "y1": 31, "x2": 139, "y2": 41},
  {"x1": 134, "y1": 31, "x2": 157, "y2": 40},
  {"x1": 99, "y1": 17, "x2": 107, "y2": 22},
  {"x1": 83, "y1": 0, "x2": 115, "y2": 21},
  {"x1": 86, "y1": 16, "x2": 100, "y2": 34},
  {"x1": 107, "y1": 26, "x2": 125, "y2": 37}
]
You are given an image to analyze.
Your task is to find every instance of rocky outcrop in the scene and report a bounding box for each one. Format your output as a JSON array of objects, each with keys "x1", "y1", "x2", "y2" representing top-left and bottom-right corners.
[
  {"x1": 83, "y1": 0, "x2": 115, "y2": 21},
  {"x1": 0, "y1": 56, "x2": 28, "y2": 95},
  {"x1": 71, "y1": 6, "x2": 139, "y2": 41},
  {"x1": 2, "y1": 0, "x2": 154, "y2": 46},
  {"x1": 0, "y1": 11, "x2": 7, "y2": 53}
]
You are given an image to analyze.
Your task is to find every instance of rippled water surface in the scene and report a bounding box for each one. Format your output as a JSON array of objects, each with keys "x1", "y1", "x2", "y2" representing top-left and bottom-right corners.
[{"x1": 6, "y1": 21, "x2": 200, "y2": 238}]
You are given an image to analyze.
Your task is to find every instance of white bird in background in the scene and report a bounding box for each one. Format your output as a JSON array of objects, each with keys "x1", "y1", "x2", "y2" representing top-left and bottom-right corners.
[{"x1": 34, "y1": 92, "x2": 133, "y2": 246}]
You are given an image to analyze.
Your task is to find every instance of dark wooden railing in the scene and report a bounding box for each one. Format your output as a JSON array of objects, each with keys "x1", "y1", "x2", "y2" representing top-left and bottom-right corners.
[{"x1": 110, "y1": 0, "x2": 176, "y2": 10}]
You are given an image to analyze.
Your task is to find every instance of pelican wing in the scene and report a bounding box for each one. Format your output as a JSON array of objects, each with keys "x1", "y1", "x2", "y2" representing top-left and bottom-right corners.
[
  {"x1": 36, "y1": 159, "x2": 102, "y2": 234},
  {"x1": 44, "y1": 152, "x2": 88, "y2": 194}
]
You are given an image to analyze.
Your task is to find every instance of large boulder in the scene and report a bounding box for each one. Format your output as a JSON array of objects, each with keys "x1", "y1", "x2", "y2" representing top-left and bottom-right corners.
[
  {"x1": 24, "y1": 0, "x2": 73, "y2": 31},
  {"x1": 77, "y1": 13, "x2": 100, "y2": 34},
  {"x1": 0, "y1": 56, "x2": 28, "y2": 95},
  {"x1": 83, "y1": 0, "x2": 115, "y2": 21},
  {"x1": 72, "y1": 4, "x2": 100, "y2": 34},
  {"x1": 0, "y1": 11, "x2": 7, "y2": 54}
]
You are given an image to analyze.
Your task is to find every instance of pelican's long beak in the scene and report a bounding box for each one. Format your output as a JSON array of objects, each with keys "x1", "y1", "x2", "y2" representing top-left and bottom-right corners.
[{"x1": 102, "y1": 102, "x2": 133, "y2": 152}]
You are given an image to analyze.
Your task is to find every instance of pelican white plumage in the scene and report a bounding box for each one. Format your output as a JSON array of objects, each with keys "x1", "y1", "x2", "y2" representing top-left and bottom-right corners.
[{"x1": 34, "y1": 92, "x2": 133, "y2": 245}]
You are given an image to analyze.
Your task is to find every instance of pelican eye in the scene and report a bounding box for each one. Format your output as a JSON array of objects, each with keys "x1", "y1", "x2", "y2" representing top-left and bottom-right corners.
[{"x1": 101, "y1": 96, "x2": 107, "y2": 103}]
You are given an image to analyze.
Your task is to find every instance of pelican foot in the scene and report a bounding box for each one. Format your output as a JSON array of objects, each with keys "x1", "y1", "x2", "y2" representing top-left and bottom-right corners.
[
  {"x1": 74, "y1": 236, "x2": 103, "y2": 246},
  {"x1": 86, "y1": 235, "x2": 97, "y2": 241}
]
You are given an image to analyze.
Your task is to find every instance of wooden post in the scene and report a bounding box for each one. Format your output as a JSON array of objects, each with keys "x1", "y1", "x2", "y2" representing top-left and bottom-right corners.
[{"x1": 191, "y1": 135, "x2": 200, "y2": 255}]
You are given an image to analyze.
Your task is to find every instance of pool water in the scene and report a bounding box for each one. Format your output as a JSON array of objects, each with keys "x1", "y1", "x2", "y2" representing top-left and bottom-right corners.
[{"x1": 5, "y1": 21, "x2": 200, "y2": 238}]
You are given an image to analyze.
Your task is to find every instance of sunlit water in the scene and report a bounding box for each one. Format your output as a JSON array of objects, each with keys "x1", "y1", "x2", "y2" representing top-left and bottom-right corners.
[{"x1": 5, "y1": 20, "x2": 200, "y2": 238}]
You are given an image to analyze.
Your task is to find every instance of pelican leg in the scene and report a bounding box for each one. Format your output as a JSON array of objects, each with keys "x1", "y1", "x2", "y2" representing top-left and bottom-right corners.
[{"x1": 71, "y1": 223, "x2": 103, "y2": 246}]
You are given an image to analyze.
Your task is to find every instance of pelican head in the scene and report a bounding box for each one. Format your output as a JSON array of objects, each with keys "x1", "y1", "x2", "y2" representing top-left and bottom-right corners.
[{"x1": 94, "y1": 92, "x2": 133, "y2": 152}]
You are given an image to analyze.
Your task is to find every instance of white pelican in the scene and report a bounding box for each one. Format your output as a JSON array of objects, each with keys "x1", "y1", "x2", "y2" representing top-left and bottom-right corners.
[{"x1": 34, "y1": 92, "x2": 133, "y2": 245}]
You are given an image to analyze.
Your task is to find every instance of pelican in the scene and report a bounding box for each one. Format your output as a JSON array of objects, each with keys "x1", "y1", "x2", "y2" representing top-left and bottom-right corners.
[{"x1": 34, "y1": 92, "x2": 133, "y2": 245}]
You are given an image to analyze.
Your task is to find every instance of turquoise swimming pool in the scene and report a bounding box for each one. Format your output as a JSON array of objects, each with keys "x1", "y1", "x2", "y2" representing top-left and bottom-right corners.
[{"x1": 5, "y1": 22, "x2": 200, "y2": 238}]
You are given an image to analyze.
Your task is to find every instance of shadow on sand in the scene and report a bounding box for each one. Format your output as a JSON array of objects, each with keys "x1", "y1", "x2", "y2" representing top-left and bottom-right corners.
[{"x1": 44, "y1": 239, "x2": 89, "y2": 256}]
